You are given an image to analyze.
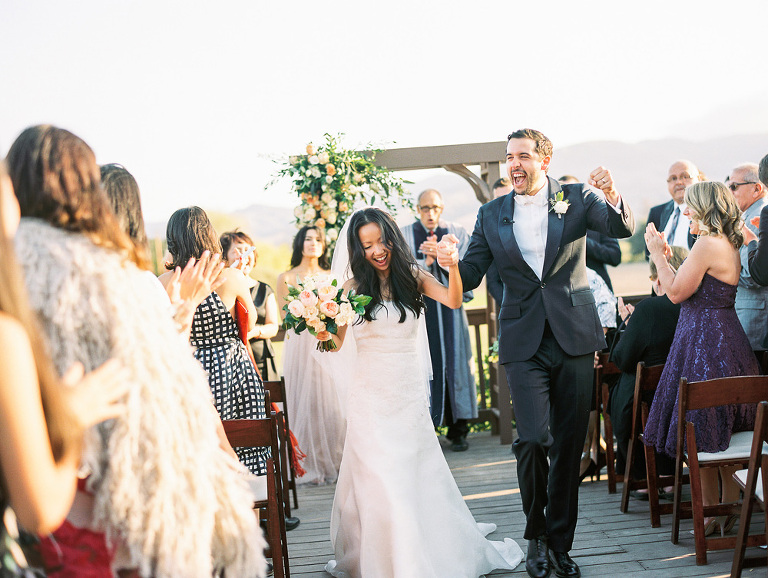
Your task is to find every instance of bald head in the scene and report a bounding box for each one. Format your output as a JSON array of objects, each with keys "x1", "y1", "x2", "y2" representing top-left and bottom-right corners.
[
  {"x1": 417, "y1": 189, "x2": 444, "y2": 231},
  {"x1": 729, "y1": 162, "x2": 764, "y2": 211},
  {"x1": 667, "y1": 160, "x2": 701, "y2": 205}
]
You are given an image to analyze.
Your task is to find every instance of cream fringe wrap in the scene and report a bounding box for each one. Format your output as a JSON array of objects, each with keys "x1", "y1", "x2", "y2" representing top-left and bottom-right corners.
[{"x1": 15, "y1": 219, "x2": 266, "y2": 578}]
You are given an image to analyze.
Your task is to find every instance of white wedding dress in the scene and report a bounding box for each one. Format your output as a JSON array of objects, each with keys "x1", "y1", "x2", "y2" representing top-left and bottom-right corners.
[{"x1": 325, "y1": 302, "x2": 523, "y2": 578}]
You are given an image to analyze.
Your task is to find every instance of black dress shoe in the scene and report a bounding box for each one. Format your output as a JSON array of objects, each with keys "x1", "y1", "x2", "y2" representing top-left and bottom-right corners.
[
  {"x1": 549, "y1": 550, "x2": 580, "y2": 578},
  {"x1": 450, "y1": 436, "x2": 469, "y2": 452},
  {"x1": 526, "y1": 536, "x2": 550, "y2": 578},
  {"x1": 285, "y1": 516, "x2": 300, "y2": 531}
]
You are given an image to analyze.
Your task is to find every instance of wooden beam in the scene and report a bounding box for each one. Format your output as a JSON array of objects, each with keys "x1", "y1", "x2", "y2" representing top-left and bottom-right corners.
[{"x1": 373, "y1": 141, "x2": 506, "y2": 171}]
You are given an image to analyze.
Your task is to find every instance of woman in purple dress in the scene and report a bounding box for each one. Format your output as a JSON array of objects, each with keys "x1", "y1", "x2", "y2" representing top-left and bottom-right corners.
[{"x1": 643, "y1": 181, "x2": 757, "y2": 535}]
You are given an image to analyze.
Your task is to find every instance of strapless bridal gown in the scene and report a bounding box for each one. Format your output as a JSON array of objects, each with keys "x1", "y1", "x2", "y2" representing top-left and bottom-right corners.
[{"x1": 325, "y1": 302, "x2": 523, "y2": 578}]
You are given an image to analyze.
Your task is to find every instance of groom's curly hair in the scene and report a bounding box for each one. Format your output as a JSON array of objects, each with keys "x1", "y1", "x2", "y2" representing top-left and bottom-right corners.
[{"x1": 347, "y1": 208, "x2": 425, "y2": 323}]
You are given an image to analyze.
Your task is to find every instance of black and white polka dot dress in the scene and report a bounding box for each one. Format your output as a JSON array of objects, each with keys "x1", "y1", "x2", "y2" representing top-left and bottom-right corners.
[{"x1": 191, "y1": 292, "x2": 268, "y2": 475}]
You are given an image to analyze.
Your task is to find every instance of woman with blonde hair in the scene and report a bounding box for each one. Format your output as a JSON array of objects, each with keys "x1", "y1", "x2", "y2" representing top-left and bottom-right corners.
[
  {"x1": 7, "y1": 125, "x2": 266, "y2": 578},
  {"x1": 644, "y1": 180, "x2": 758, "y2": 536}
]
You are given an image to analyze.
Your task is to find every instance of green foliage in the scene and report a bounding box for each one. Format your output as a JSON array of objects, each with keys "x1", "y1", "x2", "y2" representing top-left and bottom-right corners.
[{"x1": 269, "y1": 133, "x2": 413, "y2": 252}]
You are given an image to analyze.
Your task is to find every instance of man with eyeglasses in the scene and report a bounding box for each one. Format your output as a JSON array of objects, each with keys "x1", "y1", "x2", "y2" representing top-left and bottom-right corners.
[
  {"x1": 727, "y1": 163, "x2": 768, "y2": 350},
  {"x1": 645, "y1": 160, "x2": 701, "y2": 259},
  {"x1": 401, "y1": 189, "x2": 477, "y2": 452}
]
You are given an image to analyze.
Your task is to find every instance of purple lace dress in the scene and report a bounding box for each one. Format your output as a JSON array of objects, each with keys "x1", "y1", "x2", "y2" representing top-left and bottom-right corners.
[{"x1": 644, "y1": 273, "x2": 758, "y2": 457}]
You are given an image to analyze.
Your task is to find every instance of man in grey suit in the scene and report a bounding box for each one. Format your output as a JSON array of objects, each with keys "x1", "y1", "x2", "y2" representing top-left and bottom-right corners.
[
  {"x1": 729, "y1": 162, "x2": 768, "y2": 349},
  {"x1": 440, "y1": 129, "x2": 634, "y2": 578}
]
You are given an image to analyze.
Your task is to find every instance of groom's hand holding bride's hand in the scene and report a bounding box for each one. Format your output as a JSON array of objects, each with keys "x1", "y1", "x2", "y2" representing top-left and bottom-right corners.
[{"x1": 435, "y1": 234, "x2": 460, "y2": 268}]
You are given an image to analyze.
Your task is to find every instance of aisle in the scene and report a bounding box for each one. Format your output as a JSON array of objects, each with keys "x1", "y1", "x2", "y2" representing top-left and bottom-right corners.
[{"x1": 285, "y1": 431, "x2": 737, "y2": 577}]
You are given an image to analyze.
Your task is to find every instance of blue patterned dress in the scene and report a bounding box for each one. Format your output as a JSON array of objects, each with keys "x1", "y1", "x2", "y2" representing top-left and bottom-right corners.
[
  {"x1": 191, "y1": 292, "x2": 268, "y2": 475},
  {"x1": 644, "y1": 274, "x2": 758, "y2": 457}
]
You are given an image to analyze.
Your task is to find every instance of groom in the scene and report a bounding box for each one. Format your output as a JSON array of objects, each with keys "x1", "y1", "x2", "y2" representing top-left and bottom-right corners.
[{"x1": 439, "y1": 129, "x2": 633, "y2": 578}]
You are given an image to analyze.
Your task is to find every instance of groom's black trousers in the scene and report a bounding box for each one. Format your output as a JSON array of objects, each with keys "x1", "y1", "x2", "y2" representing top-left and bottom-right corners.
[{"x1": 503, "y1": 323, "x2": 593, "y2": 553}]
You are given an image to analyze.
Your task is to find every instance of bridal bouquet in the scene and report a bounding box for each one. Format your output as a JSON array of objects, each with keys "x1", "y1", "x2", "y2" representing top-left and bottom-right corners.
[{"x1": 282, "y1": 273, "x2": 371, "y2": 351}]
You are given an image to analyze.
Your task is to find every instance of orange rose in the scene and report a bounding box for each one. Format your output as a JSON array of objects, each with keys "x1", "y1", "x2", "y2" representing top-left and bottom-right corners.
[
  {"x1": 316, "y1": 330, "x2": 332, "y2": 342},
  {"x1": 325, "y1": 163, "x2": 336, "y2": 176},
  {"x1": 315, "y1": 218, "x2": 326, "y2": 229}
]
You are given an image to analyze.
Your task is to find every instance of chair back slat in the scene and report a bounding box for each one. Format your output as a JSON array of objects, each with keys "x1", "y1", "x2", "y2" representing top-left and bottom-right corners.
[
  {"x1": 263, "y1": 380, "x2": 284, "y2": 404},
  {"x1": 636, "y1": 361, "x2": 665, "y2": 394},
  {"x1": 680, "y1": 375, "x2": 768, "y2": 412},
  {"x1": 222, "y1": 419, "x2": 272, "y2": 448}
]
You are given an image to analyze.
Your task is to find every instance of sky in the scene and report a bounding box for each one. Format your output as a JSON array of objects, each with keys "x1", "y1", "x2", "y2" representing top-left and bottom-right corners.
[{"x1": 2, "y1": 0, "x2": 768, "y2": 222}]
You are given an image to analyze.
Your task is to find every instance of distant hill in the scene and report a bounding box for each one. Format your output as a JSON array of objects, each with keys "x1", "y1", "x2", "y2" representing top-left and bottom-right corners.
[{"x1": 147, "y1": 133, "x2": 768, "y2": 245}]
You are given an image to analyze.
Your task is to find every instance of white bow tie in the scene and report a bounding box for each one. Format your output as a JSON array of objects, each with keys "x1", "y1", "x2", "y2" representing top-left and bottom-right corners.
[{"x1": 514, "y1": 192, "x2": 548, "y2": 207}]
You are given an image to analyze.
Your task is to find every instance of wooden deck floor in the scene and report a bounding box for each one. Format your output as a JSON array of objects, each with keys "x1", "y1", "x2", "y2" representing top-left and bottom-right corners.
[{"x1": 284, "y1": 431, "x2": 762, "y2": 577}]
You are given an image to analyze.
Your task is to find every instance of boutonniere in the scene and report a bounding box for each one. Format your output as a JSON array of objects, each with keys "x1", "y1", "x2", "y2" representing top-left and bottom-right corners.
[{"x1": 550, "y1": 192, "x2": 570, "y2": 219}]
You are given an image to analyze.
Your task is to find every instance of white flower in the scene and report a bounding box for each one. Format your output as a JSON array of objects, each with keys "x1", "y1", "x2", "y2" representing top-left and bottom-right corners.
[
  {"x1": 553, "y1": 200, "x2": 569, "y2": 214},
  {"x1": 353, "y1": 173, "x2": 364, "y2": 183},
  {"x1": 325, "y1": 175, "x2": 334, "y2": 184},
  {"x1": 310, "y1": 166, "x2": 322, "y2": 179},
  {"x1": 303, "y1": 207, "x2": 317, "y2": 220},
  {"x1": 308, "y1": 155, "x2": 319, "y2": 165},
  {"x1": 293, "y1": 206, "x2": 304, "y2": 218},
  {"x1": 326, "y1": 198, "x2": 337, "y2": 209},
  {"x1": 287, "y1": 300, "x2": 305, "y2": 318},
  {"x1": 326, "y1": 228, "x2": 338, "y2": 241},
  {"x1": 321, "y1": 192, "x2": 333, "y2": 204},
  {"x1": 370, "y1": 181, "x2": 380, "y2": 192},
  {"x1": 303, "y1": 305, "x2": 320, "y2": 320},
  {"x1": 326, "y1": 211, "x2": 337, "y2": 225},
  {"x1": 318, "y1": 151, "x2": 330, "y2": 164},
  {"x1": 289, "y1": 156, "x2": 299, "y2": 165},
  {"x1": 336, "y1": 302, "x2": 355, "y2": 326}
]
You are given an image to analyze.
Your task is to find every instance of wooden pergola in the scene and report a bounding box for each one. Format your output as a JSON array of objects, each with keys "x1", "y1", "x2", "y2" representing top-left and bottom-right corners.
[{"x1": 375, "y1": 141, "x2": 515, "y2": 444}]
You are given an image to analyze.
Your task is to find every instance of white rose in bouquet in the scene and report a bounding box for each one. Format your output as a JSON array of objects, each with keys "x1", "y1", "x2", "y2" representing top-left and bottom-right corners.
[
  {"x1": 310, "y1": 166, "x2": 322, "y2": 178},
  {"x1": 326, "y1": 228, "x2": 338, "y2": 241},
  {"x1": 287, "y1": 300, "x2": 305, "y2": 318},
  {"x1": 308, "y1": 155, "x2": 319, "y2": 165},
  {"x1": 303, "y1": 207, "x2": 317, "y2": 220},
  {"x1": 318, "y1": 151, "x2": 330, "y2": 164}
]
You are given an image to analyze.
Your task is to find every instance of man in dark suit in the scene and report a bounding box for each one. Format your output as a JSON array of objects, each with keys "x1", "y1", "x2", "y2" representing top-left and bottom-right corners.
[
  {"x1": 439, "y1": 129, "x2": 634, "y2": 578},
  {"x1": 559, "y1": 175, "x2": 621, "y2": 290},
  {"x1": 645, "y1": 160, "x2": 700, "y2": 259}
]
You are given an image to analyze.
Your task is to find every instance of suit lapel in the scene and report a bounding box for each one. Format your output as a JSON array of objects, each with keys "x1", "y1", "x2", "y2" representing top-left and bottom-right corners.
[
  {"x1": 498, "y1": 192, "x2": 537, "y2": 279},
  {"x1": 541, "y1": 176, "x2": 564, "y2": 280},
  {"x1": 659, "y1": 200, "x2": 674, "y2": 230}
]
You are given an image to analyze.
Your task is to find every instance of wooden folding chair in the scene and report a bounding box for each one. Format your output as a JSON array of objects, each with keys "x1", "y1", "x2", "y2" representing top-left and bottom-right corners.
[
  {"x1": 595, "y1": 351, "x2": 621, "y2": 493},
  {"x1": 619, "y1": 362, "x2": 684, "y2": 528},
  {"x1": 222, "y1": 403, "x2": 290, "y2": 578},
  {"x1": 263, "y1": 378, "x2": 300, "y2": 513},
  {"x1": 731, "y1": 401, "x2": 768, "y2": 577},
  {"x1": 671, "y1": 375, "x2": 768, "y2": 565}
]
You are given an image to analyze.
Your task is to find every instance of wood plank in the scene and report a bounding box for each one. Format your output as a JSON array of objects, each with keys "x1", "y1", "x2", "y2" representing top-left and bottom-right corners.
[{"x1": 285, "y1": 431, "x2": 741, "y2": 576}]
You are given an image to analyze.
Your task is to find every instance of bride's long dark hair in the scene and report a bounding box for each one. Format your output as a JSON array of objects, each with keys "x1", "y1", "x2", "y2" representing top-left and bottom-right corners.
[{"x1": 347, "y1": 208, "x2": 424, "y2": 323}]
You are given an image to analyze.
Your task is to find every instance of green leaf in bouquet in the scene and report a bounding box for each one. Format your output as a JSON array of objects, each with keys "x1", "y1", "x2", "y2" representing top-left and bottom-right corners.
[{"x1": 295, "y1": 320, "x2": 307, "y2": 334}]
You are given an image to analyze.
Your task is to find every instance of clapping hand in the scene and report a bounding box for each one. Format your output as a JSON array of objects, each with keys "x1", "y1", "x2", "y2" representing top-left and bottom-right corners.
[
  {"x1": 419, "y1": 233, "x2": 439, "y2": 266},
  {"x1": 644, "y1": 223, "x2": 671, "y2": 259},
  {"x1": 617, "y1": 297, "x2": 634, "y2": 324},
  {"x1": 166, "y1": 251, "x2": 226, "y2": 308},
  {"x1": 742, "y1": 220, "x2": 758, "y2": 245},
  {"x1": 61, "y1": 359, "x2": 129, "y2": 430},
  {"x1": 435, "y1": 234, "x2": 460, "y2": 268}
]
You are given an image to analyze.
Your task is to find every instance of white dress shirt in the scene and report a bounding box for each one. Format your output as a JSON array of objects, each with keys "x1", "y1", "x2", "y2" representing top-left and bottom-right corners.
[
  {"x1": 513, "y1": 183, "x2": 550, "y2": 280},
  {"x1": 663, "y1": 202, "x2": 691, "y2": 249}
]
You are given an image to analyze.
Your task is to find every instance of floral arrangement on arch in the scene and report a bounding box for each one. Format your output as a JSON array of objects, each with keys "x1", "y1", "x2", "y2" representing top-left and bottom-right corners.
[{"x1": 270, "y1": 133, "x2": 413, "y2": 251}]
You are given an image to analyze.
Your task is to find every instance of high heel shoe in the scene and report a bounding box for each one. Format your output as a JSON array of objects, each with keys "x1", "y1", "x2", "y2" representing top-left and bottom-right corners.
[
  {"x1": 579, "y1": 459, "x2": 599, "y2": 484},
  {"x1": 690, "y1": 517, "x2": 722, "y2": 537}
]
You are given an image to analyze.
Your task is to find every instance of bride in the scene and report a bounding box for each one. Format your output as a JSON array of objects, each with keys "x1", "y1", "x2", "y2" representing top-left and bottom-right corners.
[{"x1": 323, "y1": 208, "x2": 522, "y2": 578}]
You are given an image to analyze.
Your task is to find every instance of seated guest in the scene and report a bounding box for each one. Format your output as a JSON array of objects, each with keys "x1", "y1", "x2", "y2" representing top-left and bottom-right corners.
[
  {"x1": 8, "y1": 126, "x2": 266, "y2": 577},
  {"x1": 580, "y1": 268, "x2": 618, "y2": 482},
  {"x1": 220, "y1": 229, "x2": 280, "y2": 381},
  {"x1": 644, "y1": 181, "x2": 758, "y2": 536},
  {"x1": 609, "y1": 246, "x2": 688, "y2": 489}
]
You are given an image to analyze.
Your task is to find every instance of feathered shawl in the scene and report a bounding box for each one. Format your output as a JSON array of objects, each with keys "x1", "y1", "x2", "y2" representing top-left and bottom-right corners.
[{"x1": 15, "y1": 219, "x2": 266, "y2": 578}]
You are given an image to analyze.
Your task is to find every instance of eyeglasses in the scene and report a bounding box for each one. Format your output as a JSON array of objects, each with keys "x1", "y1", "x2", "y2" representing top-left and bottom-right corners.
[
  {"x1": 418, "y1": 205, "x2": 443, "y2": 213},
  {"x1": 666, "y1": 173, "x2": 696, "y2": 183},
  {"x1": 728, "y1": 181, "x2": 758, "y2": 192}
]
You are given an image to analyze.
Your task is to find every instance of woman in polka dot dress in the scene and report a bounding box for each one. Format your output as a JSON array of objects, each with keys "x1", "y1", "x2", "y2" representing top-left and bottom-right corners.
[{"x1": 161, "y1": 206, "x2": 268, "y2": 476}]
